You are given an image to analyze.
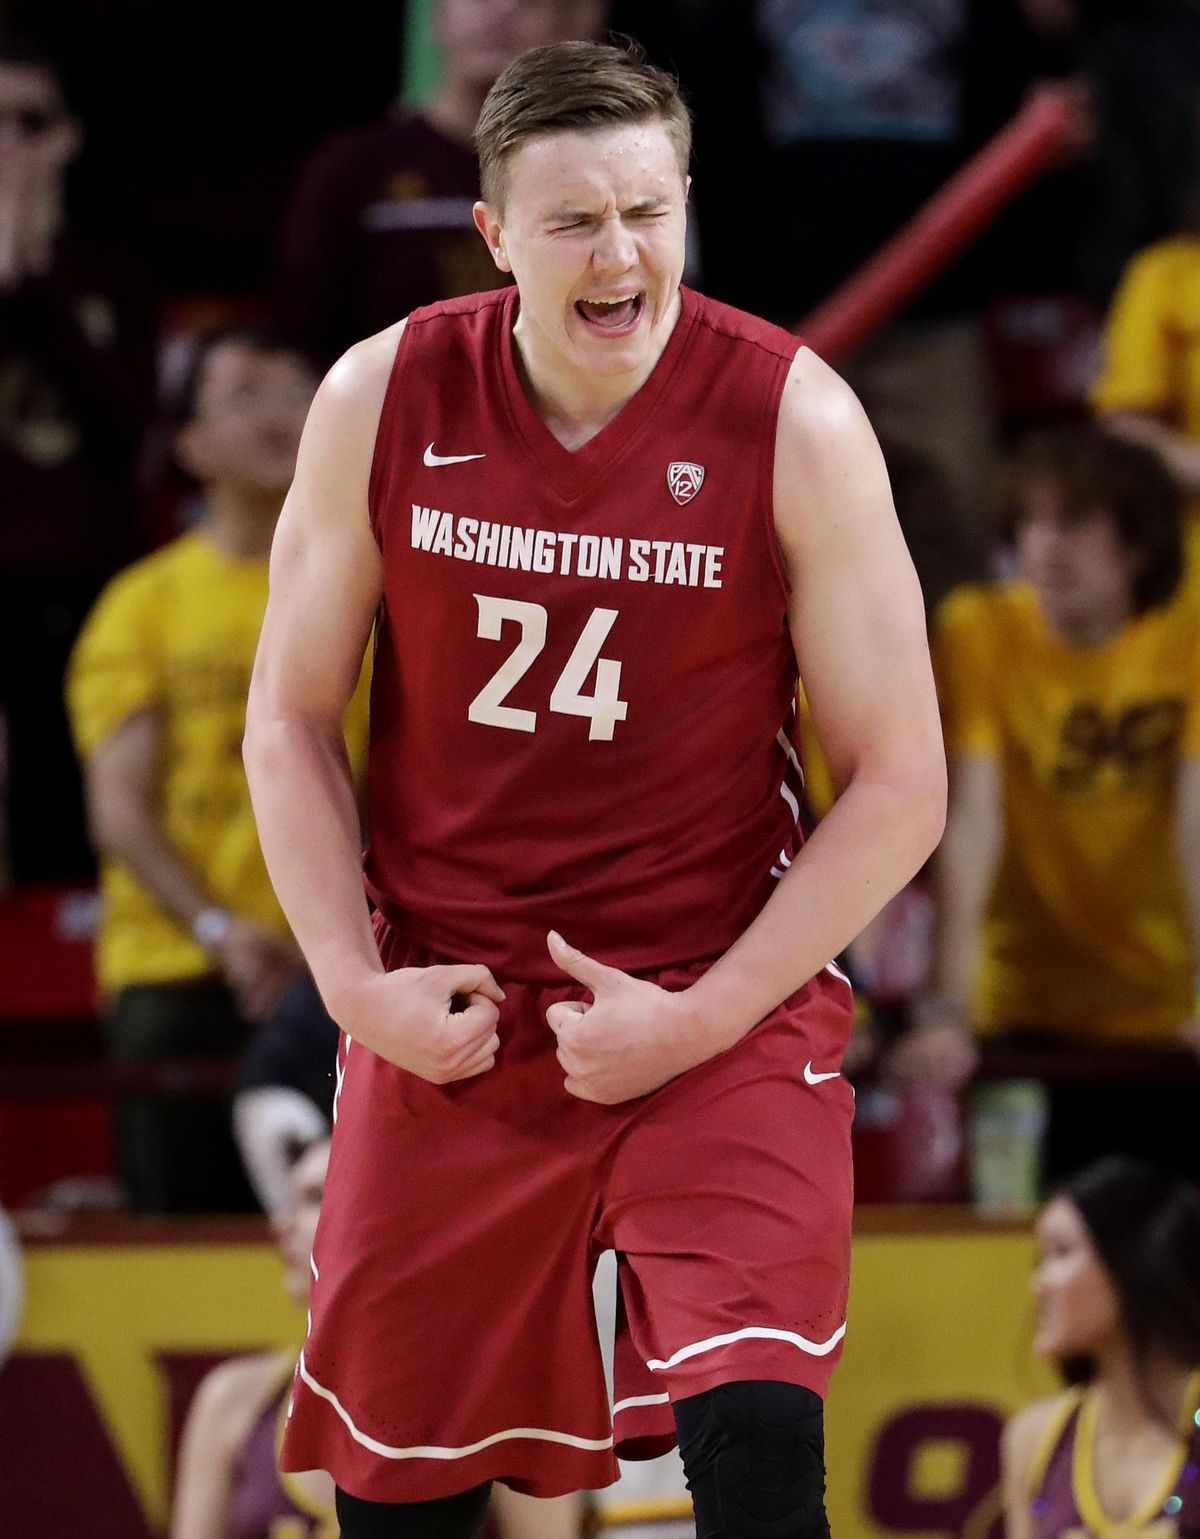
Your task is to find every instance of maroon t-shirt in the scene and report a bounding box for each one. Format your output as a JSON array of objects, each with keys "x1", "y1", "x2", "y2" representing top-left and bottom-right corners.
[
  {"x1": 1031, "y1": 1387, "x2": 1200, "y2": 1537},
  {"x1": 275, "y1": 112, "x2": 508, "y2": 368},
  {"x1": 229, "y1": 1383, "x2": 332, "y2": 1538},
  {"x1": 364, "y1": 284, "x2": 806, "y2": 982}
]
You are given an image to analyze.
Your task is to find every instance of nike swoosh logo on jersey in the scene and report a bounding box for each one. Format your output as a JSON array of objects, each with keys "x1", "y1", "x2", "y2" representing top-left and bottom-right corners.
[
  {"x1": 804, "y1": 1061, "x2": 841, "y2": 1085},
  {"x1": 424, "y1": 443, "x2": 486, "y2": 467}
]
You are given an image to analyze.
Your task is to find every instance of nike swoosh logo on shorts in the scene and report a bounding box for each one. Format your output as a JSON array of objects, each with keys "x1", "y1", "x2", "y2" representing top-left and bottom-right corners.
[
  {"x1": 424, "y1": 442, "x2": 486, "y2": 466},
  {"x1": 804, "y1": 1061, "x2": 841, "y2": 1085}
]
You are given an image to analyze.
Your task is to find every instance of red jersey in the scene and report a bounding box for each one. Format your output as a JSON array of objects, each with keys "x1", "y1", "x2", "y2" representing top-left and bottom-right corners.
[{"x1": 364, "y1": 284, "x2": 805, "y2": 982}]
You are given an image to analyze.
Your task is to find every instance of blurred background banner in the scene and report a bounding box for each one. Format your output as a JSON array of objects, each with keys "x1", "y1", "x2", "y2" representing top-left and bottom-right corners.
[{"x1": 2, "y1": 1214, "x2": 1052, "y2": 1539}]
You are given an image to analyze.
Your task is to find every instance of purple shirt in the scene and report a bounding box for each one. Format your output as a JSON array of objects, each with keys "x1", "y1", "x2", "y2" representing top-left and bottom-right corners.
[
  {"x1": 1031, "y1": 1383, "x2": 1200, "y2": 1538},
  {"x1": 229, "y1": 1381, "x2": 334, "y2": 1538}
]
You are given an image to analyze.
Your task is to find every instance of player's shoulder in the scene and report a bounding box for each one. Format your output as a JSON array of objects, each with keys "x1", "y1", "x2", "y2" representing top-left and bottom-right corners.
[
  {"x1": 321, "y1": 290, "x2": 508, "y2": 411},
  {"x1": 402, "y1": 286, "x2": 512, "y2": 343},
  {"x1": 686, "y1": 286, "x2": 801, "y2": 364},
  {"x1": 768, "y1": 339, "x2": 878, "y2": 482},
  {"x1": 313, "y1": 318, "x2": 412, "y2": 442}
]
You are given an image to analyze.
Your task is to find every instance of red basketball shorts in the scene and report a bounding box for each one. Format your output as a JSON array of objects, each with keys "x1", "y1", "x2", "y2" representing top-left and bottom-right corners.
[{"x1": 280, "y1": 927, "x2": 855, "y2": 1503}]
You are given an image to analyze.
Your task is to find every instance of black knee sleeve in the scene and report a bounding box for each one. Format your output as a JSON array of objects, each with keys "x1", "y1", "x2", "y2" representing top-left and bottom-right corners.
[
  {"x1": 335, "y1": 1481, "x2": 492, "y2": 1539},
  {"x1": 673, "y1": 1381, "x2": 829, "y2": 1539}
]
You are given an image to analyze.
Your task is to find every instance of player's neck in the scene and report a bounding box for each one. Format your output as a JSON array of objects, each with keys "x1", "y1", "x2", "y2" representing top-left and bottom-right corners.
[
  {"x1": 423, "y1": 79, "x2": 488, "y2": 151},
  {"x1": 512, "y1": 295, "x2": 681, "y2": 451},
  {"x1": 200, "y1": 486, "x2": 282, "y2": 561}
]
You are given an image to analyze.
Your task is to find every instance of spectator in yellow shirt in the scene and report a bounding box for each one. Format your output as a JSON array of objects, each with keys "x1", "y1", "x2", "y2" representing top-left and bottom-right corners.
[
  {"x1": 67, "y1": 327, "x2": 368, "y2": 1212},
  {"x1": 891, "y1": 425, "x2": 1200, "y2": 1179},
  {"x1": 1092, "y1": 177, "x2": 1200, "y2": 504}
]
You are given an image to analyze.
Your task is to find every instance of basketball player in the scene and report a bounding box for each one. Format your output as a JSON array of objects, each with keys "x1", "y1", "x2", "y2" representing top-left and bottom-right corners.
[{"x1": 244, "y1": 40, "x2": 945, "y2": 1539}]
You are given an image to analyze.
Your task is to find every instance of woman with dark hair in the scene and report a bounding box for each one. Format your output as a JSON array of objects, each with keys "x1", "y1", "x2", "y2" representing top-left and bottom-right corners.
[
  {"x1": 1003, "y1": 1156, "x2": 1200, "y2": 1537},
  {"x1": 172, "y1": 1138, "x2": 581, "y2": 1539},
  {"x1": 172, "y1": 1138, "x2": 337, "y2": 1538}
]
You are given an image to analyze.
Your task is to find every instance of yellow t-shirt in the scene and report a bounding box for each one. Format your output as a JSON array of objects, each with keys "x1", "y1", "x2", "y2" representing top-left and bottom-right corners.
[
  {"x1": 1092, "y1": 237, "x2": 1200, "y2": 440},
  {"x1": 933, "y1": 582, "x2": 1200, "y2": 1042},
  {"x1": 67, "y1": 532, "x2": 371, "y2": 994}
]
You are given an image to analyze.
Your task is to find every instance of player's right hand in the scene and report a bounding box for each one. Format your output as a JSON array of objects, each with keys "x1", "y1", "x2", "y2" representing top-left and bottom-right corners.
[{"x1": 333, "y1": 966, "x2": 505, "y2": 1085}]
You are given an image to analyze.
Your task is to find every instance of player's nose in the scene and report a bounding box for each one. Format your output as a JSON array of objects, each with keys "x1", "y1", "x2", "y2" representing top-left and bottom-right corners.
[{"x1": 591, "y1": 217, "x2": 638, "y2": 275}]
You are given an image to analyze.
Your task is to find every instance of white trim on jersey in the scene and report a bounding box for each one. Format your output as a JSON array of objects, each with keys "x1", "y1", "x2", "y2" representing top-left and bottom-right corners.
[
  {"x1": 769, "y1": 726, "x2": 805, "y2": 881},
  {"x1": 646, "y1": 1321, "x2": 846, "y2": 1373},
  {"x1": 775, "y1": 727, "x2": 806, "y2": 787},
  {"x1": 332, "y1": 1039, "x2": 351, "y2": 1126},
  {"x1": 297, "y1": 1353, "x2": 614, "y2": 1459},
  {"x1": 613, "y1": 1393, "x2": 671, "y2": 1416}
]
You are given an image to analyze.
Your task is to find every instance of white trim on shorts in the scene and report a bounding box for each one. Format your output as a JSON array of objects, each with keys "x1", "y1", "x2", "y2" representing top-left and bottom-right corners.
[
  {"x1": 612, "y1": 1393, "x2": 671, "y2": 1415},
  {"x1": 297, "y1": 1353, "x2": 614, "y2": 1459},
  {"x1": 646, "y1": 1321, "x2": 847, "y2": 1372}
]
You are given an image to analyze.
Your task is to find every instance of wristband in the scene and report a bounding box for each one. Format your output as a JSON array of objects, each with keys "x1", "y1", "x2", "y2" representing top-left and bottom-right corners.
[{"x1": 192, "y1": 906, "x2": 232, "y2": 950}]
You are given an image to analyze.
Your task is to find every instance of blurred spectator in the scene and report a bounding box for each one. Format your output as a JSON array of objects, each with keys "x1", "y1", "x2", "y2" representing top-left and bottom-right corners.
[
  {"x1": 1092, "y1": 163, "x2": 1200, "y2": 505},
  {"x1": 892, "y1": 426, "x2": 1200, "y2": 1180},
  {"x1": 275, "y1": 0, "x2": 607, "y2": 370},
  {"x1": 0, "y1": 27, "x2": 156, "y2": 883},
  {"x1": 1002, "y1": 1158, "x2": 1200, "y2": 1535},
  {"x1": 65, "y1": 328, "x2": 369, "y2": 1213},
  {"x1": 171, "y1": 1138, "x2": 336, "y2": 1536},
  {"x1": 233, "y1": 974, "x2": 338, "y2": 1216}
]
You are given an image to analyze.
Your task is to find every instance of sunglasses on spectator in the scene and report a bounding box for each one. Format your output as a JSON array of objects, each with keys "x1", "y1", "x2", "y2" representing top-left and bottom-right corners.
[{"x1": 0, "y1": 105, "x2": 64, "y2": 136}]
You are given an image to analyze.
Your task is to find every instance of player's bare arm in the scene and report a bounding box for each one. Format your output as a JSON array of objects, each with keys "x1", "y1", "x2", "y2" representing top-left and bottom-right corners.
[
  {"x1": 548, "y1": 349, "x2": 946, "y2": 1103},
  {"x1": 244, "y1": 322, "x2": 504, "y2": 1085}
]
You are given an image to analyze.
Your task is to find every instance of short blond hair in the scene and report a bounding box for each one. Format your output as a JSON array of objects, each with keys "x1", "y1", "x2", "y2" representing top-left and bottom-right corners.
[{"x1": 474, "y1": 39, "x2": 691, "y2": 209}]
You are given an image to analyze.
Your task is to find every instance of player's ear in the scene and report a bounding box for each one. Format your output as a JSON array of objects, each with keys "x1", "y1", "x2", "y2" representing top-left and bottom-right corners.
[{"x1": 473, "y1": 201, "x2": 512, "y2": 274}]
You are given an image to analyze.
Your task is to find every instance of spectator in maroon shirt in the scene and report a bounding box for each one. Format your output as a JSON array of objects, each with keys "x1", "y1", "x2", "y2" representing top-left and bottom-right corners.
[
  {"x1": 274, "y1": 0, "x2": 606, "y2": 370},
  {"x1": 0, "y1": 29, "x2": 156, "y2": 884}
]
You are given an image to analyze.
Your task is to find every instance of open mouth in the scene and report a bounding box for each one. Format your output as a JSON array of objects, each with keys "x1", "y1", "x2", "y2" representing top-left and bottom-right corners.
[{"x1": 575, "y1": 292, "x2": 643, "y2": 335}]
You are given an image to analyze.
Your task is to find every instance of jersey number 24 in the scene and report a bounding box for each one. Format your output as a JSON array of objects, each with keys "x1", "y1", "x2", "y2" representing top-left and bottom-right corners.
[{"x1": 468, "y1": 594, "x2": 628, "y2": 741}]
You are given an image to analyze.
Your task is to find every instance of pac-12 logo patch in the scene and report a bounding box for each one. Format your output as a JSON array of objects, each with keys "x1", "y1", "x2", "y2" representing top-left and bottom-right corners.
[{"x1": 667, "y1": 461, "x2": 705, "y2": 506}]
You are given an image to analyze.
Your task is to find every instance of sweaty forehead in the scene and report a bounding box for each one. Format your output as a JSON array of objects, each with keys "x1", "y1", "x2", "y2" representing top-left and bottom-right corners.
[{"x1": 505, "y1": 122, "x2": 684, "y2": 215}]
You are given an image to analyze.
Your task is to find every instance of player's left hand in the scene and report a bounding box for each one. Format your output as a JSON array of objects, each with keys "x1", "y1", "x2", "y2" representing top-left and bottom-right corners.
[{"x1": 544, "y1": 931, "x2": 706, "y2": 1104}]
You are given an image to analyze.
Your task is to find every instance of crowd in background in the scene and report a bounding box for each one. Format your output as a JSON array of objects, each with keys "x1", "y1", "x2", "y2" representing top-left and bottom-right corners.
[{"x1": 3, "y1": 0, "x2": 1200, "y2": 1222}]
